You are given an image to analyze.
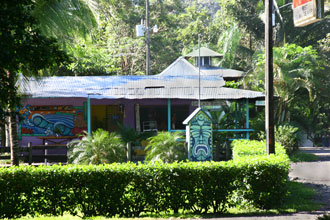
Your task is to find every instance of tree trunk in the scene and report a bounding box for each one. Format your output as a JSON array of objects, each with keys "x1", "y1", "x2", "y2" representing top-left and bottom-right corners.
[
  {"x1": 8, "y1": 109, "x2": 19, "y2": 166},
  {"x1": 5, "y1": 118, "x2": 10, "y2": 147}
]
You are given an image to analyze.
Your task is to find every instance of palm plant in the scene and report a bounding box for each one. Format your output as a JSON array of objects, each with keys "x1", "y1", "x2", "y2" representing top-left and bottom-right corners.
[
  {"x1": 145, "y1": 132, "x2": 186, "y2": 163},
  {"x1": 68, "y1": 129, "x2": 126, "y2": 164},
  {"x1": 32, "y1": 0, "x2": 98, "y2": 43},
  {"x1": 246, "y1": 44, "x2": 323, "y2": 124}
]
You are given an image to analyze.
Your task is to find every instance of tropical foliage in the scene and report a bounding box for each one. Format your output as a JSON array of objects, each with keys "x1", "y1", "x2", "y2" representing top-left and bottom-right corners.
[
  {"x1": 245, "y1": 43, "x2": 330, "y2": 143},
  {"x1": 258, "y1": 124, "x2": 300, "y2": 154},
  {"x1": 145, "y1": 132, "x2": 187, "y2": 163},
  {"x1": 68, "y1": 129, "x2": 126, "y2": 164},
  {"x1": 0, "y1": 0, "x2": 69, "y2": 165},
  {"x1": 248, "y1": 44, "x2": 325, "y2": 122}
]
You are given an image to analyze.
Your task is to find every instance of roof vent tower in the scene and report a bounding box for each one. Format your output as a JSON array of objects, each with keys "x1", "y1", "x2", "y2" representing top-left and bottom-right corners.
[{"x1": 184, "y1": 47, "x2": 223, "y2": 68}]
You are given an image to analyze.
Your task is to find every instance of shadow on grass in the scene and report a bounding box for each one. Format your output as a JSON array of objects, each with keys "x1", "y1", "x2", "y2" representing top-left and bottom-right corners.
[{"x1": 290, "y1": 150, "x2": 320, "y2": 163}]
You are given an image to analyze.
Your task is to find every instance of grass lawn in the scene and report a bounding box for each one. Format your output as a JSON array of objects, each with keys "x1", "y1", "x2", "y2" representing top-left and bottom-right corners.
[{"x1": 289, "y1": 150, "x2": 319, "y2": 163}]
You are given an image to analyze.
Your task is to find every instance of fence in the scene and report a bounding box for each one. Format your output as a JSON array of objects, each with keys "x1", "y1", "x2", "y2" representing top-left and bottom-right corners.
[{"x1": 0, "y1": 143, "x2": 67, "y2": 165}]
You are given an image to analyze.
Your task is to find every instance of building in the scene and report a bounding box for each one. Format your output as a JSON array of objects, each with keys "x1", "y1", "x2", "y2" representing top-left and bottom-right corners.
[{"x1": 18, "y1": 48, "x2": 263, "y2": 146}]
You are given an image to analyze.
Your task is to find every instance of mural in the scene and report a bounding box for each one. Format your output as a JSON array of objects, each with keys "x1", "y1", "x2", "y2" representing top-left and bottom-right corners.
[
  {"x1": 19, "y1": 105, "x2": 87, "y2": 136},
  {"x1": 189, "y1": 111, "x2": 213, "y2": 161}
]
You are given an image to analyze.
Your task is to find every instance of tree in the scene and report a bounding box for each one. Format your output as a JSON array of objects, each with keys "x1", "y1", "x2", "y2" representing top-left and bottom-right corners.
[
  {"x1": 0, "y1": 0, "x2": 68, "y2": 165},
  {"x1": 246, "y1": 44, "x2": 330, "y2": 141},
  {"x1": 58, "y1": 0, "x2": 185, "y2": 76},
  {"x1": 32, "y1": 0, "x2": 98, "y2": 44},
  {"x1": 176, "y1": 4, "x2": 218, "y2": 50}
]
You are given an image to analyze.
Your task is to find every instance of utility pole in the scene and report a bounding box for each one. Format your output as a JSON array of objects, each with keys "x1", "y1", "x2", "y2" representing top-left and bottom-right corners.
[
  {"x1": 265, "y1": 0, "x2": 275, "y2": 154},
  {"x1": 146, "y1": 0, "x2": 150, "y2": 75}
]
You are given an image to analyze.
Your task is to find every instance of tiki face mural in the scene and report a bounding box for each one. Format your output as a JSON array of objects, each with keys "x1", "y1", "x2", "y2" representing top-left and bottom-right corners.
[
  {"x1": 187, "y1": 110, "x2": 213, "y2": 161},
  {"x1": 19, "y1": 105, "x2": 87, "y2": 136}
]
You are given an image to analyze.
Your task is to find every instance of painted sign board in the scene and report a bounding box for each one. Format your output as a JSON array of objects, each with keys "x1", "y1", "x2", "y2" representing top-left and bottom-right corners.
[
  {"x1": 293, "y1": 0, "x2": 324, "y2": 27},
  {"x1": 183, "y1": 108, "x2": 213, "y2": 161}
]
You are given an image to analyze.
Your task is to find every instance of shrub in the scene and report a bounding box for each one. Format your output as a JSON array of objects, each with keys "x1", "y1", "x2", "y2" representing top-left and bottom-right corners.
[
  {"x1": 230, "y1": 140, "x2": 290, "y2": 209},
  {"x1": 145, "y1": 131, "x2": 187, "y2": 163},
  {"x1": 275, "y1": 124, "x2": 299, "y2": 154},
  {"x1": 258, "y1": 124, "x2": 299, "y2": 154},
  {"x1": 231, "y1": 154, "x2": 290, "y2": 209},
  {"x1": 68, "y1": 129, "x2": 126, "y2": 164},
  {"x1": 231, "y1": 139, "x2": 287, "y2": 159},
  {"x1": 0, "y1": 154, "x2": 289, "y2": 218}
]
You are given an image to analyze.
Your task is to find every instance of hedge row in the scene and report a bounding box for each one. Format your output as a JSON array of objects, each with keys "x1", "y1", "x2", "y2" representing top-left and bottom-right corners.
[
  {"x1": 0, "y1": 155, "x2": 289, "y2": 218},
  {"x1": 231, "y1": 139, "x2": 287, "y2": 159}
]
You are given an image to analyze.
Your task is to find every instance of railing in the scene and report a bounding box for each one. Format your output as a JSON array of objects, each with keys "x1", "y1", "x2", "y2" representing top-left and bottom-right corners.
[
  {"x1": 169, "y1": 128, "x2": 254, "y2": 140},
  {"x1": 0, "y1": 142, "x2": 67, "y2": 165}
]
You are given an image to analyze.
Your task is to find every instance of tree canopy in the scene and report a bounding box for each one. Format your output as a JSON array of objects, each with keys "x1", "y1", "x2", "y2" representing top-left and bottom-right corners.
[{"x1": 0, "y1": 0, "x2": 69, "y2": 165}]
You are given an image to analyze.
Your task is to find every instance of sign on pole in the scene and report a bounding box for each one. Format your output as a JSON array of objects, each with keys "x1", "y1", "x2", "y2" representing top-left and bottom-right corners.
[{"x1": 293, "y1": 0, "x2": 324, "y2": 27}]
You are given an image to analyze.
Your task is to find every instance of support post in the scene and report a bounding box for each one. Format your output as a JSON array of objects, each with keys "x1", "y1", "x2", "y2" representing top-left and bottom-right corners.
[
  {"x1": 135, "y1": 104, "x2": 141, "y2": 132},
  {"x1": 44, "y1": 146, "x2": 48, "y2": 164},
  {"x1": 28, "y1": 142, "x2": 32, "y2": 165},
  {"x1": 168, "y1": 99, "x2": 171, "y2": 131},
  {"x1": 127, "y1": 142, "x2": 132, "y2": 162},
  {"x1": 234, "y1": 102, "x2": 238, "y2": 129},
  {"x1": 146, "y1": 0, "x2": 150, "y2": 75},
  {"x1": 88, "y1": 96, "x2": 91, "y2": 136},
  {"x1": 246, "y1": 99, "x2": 250, "y2": 139},
  {"x1": 265, "y1": 0, "x2": 275, "y2": 154}
]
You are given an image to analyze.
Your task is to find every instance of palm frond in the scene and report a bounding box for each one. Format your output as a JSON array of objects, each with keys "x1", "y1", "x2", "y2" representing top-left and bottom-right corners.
[{"x1": 33, "y1": 0, "x2": 98, "y2": 42}]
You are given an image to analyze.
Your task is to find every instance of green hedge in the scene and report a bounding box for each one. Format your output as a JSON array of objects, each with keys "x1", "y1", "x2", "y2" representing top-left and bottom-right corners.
[
  {"x1": 231, "y1": 140, "x2": 290, "y2": 209},
  {"x1": 0, "y1": 154, "x2": 289, "y2": 218},
  {"x1": 231, "y1": 139, "x2": 287, "y2": 159}
]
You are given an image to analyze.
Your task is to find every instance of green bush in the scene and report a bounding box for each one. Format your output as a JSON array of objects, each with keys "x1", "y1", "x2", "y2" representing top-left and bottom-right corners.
[
  {"x1": 145, "y1": 131, "x2": 187, "y2": 163},
  {"x1": 230, "y1": 140, "x2": 290, "y2": 209},
  {"x1": 258, "y1": 124, "x2": 299, "y2": 154},
  {"x1": 0, "y1": 154, "x2": 289, "y2": 218},
  {"x1": 68, "y1": 129, "x2": 126, "y2": 164},
  {"x1": 231, "y1": 154, "x2": 290, "y2": 209},
  {"x1": 231, "y1": 139, "x2": 287, "y2": 159}
]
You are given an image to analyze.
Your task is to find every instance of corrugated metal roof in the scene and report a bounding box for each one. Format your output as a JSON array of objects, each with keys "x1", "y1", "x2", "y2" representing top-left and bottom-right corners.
[
  {"x1": 19, "y1": 57, "x2": 264, "y2": 100},
  {"x1": 159, "y1": 57, "x2": 203, "y2": 76},
  {"x1": 184, "y1": 47, "x2": 223, "y2": 57},
  {"x1": 200, "y1": 67, "x2": 244, "y2": 78}
]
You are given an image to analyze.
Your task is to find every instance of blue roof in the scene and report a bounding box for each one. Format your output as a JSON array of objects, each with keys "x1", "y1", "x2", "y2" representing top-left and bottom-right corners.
[{"x1": 19, "y1": 57, "x2": 263, "y2": 100}]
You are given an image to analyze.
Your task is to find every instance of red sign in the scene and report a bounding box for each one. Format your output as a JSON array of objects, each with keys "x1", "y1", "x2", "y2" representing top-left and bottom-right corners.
[{"x1": 293, "y1": 0, "x2": 312, "y2": 8}]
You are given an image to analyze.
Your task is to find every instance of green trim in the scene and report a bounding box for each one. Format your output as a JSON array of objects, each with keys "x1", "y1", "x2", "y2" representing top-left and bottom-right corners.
[
  {"x1": 88, "y1": 97, "x2": 91, "y2": 136},
  {"x1": 55, "y1": 112, "x2": 75, "y2": 115},
  {"x1": 246, "y1": 99, "x2": 250, "y2": 139},
  {"x1": 21, "y1": 134, "x2": 47, "y2": 137},
  {"x1": 170, "y1": 129, "x2": 254, "y2": 133},
  {"x1": 234, "y1": 102, "x2": 238, "y2": 129},
  {"x1": 215, "y1": 129, "x2": 254, "y2": 132},
  {"x1": 168, "y1": 99, "x2": 171, "y2": 131},
  {"x1": 18, "y1": 123, "x2": 22, "y2": 141}
]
